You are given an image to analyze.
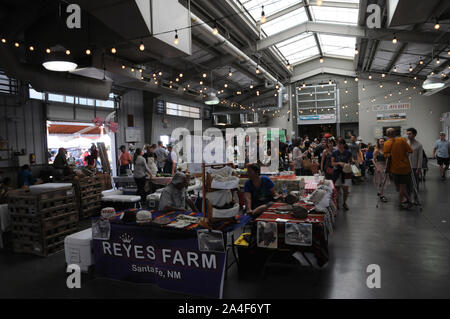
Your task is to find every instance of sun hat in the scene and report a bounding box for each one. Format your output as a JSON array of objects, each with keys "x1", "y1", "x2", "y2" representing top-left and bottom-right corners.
[{"x1": 136, "y1": 210, "x2": 152, "y2": 224}]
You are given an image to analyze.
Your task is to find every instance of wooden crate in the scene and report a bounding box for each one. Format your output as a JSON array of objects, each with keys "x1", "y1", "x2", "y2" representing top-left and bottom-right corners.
[{"x1": 73, "y1": 175, "x2": 103, "y2": 219}]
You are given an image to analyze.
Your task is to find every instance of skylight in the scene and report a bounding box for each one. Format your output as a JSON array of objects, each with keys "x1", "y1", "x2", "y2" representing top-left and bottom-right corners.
[{"x1": 234, "y1": 0, "x2": 360, "y2": 66}]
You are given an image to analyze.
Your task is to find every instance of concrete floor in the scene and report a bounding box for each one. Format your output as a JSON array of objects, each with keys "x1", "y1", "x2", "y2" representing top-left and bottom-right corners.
[{"x1": 1, "y1": 161, "x2": 449, "y2": 299}]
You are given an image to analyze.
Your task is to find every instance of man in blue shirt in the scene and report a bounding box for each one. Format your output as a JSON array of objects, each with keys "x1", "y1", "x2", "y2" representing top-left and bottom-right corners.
[
  {"x1": 18, "y1": 165, "x2": 36, "y2": 187},
  {"x1": 432, "y1": 132, "x2": 450, "y2": 180},
  {"x1": 244, "y1": 164, "x2": 279, "y2": 217}
]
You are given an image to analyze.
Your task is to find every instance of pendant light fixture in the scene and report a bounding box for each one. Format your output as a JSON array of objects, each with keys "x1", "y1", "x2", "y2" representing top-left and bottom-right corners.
[{"x1": 260, "y1": 6, "x2": 266, "y2": 24}]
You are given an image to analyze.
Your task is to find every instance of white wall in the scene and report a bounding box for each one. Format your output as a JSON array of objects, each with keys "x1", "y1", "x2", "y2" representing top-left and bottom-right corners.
[
  {"x1": 116, "y1": 90, "x2": 146, "y2": 150},
  {"x1": 358, "y1": 79, "x2": 450, "y2": 155}
]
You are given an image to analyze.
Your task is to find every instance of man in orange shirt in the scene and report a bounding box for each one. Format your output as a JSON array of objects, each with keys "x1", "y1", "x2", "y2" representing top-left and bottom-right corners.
[
  {"x1": 118, "y1": 145, "x2": 132, "y2": 175},
  {"x1": 384, "y1": 128, "x2": 413, "y2": 209}
]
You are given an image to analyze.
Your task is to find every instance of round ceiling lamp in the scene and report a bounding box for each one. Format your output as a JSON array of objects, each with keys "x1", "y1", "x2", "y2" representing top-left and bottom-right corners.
[
  {"x1": 204, "y1": 92, "x2": 220, "y2": 105},
  {"x1": 422, "y1": 76, "x2": 445, "y2": 90},
  {"x1": 42, "y1": 50, "x2": 77, "y2": 72}
]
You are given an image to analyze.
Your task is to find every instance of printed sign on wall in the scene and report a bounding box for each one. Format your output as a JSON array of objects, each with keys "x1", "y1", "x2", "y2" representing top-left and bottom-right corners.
[
  {"x1": 372, "y1": 103, "x2": 410, "y2": 112},
  {"x1": 376, "y1": 113, "x2": 407, "y2": 122}
]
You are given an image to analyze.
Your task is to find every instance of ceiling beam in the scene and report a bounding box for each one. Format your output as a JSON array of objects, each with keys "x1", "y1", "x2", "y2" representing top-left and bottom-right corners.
[
  {"x1": 257, "y1": 3, "x2": 305, "y2": 25},
  {"x1": 304, "y1": 0, "x2": 324, "y2": 57},
  {"x1": 384, "y1": 43, "x2": 408, "y2": 73},
  {"x1": 256, "y1": 21, "x2": 450, "y2": 51}
]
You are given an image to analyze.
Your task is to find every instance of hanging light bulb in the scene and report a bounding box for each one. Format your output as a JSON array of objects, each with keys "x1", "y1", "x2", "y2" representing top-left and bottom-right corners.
[
  {"x1": 29, "y1": 45, "x2": 34, "y2": 51},
  {"x1": 392, "y1": 34, "x2": 397, "y2": 44},
  {"x1": 158, "y1": 71, "x2": 162, "y2": 76},
  {"x1": 260, "y1": 5, "x2": 266, "y2": 24},
  {"x1": 355, "y1": 46, "x2": 359, "y2": 55},
  {"x1": 139, "y1": 41, "x2": 145, "y2": 51},
  {"x1": 393, "y1": 66, "x2": 397, "y2": 72},
  {"x1": 111, "y1": 47, "x2": 117, "y2": 54},
  {"x1": 303, "y1": 82, "x2": 306, "y2": 87},
  {"x1": 131, "y1": 68, "x2": 135, "y2": 72},
  {"x1": 379, "y1": 82, "x2": 383, "y2": 88},
  {"x1": 419, "y1": 57, "x2": 424, "y2": 64},
  {"x1": 65, "y1": 49, "x2": 71, "y2": 55},
  {"x1": 362, "y1": 85, "x2": 366, "y2": 91},
  {"x1": 174, "y1": 30, "x2": 179, "y2": 45},
  {"x1": 46, "y1": 48, "x2": 51, "y2": 54},
  {"x1": 434, "y1": 20, "x2": 440, "y2": 30},
  {"x1": 368, "y1": 74, "x2": 372, "y2": 80},
  {"x1": 436, "y1": 58, "x2": 440, "y2": 64},
  {"x1": 397, "y1": 81, "x2": 400, "y2": 85},
  {"x1": 256, "y1": 65, "x2": 260, "y2": 74},
  {"x1": 317, "y1": 0, "x2": 323, "y2": 5},
  {"x1": 355, "y1": 76, "x2": 359, "y2": 82},
  {"x1": 344, "y1": 78, "x2": 348, "y2": 84},
  {"x1": 409, "y1": 65, "x2": 413, "y2": 72},
  {"x1": 200, "y1": 80, "x2": 203, "y2": 85},
  {"x1": 1, "y1": 38, "x2": 6, "y2": 43},
  {"x1": 212, "y1": 23, "x2": 219, "y2": 36},
  {"x1": 14, "y1": 42, "x2": 19, "y2": 47},
  {"x1": 228, "y1": 68, "x2": 232, "y2": 77},
  {"x1": 319, "y1": 57, "x2": 324, "y2": 63},
  {"x1": 202, "y1": 73, "x2": 207, "y2": 78},
  {"x1": 224, "y1": 83, "x2": 228, "y2": 88},
  {"x1": 250, "y1": 84, "x2": 254, "y2": 89},
  {"x1": 328, "y1": 79, "x2": 332, "y2": 85},
  {"x1": 85, "y1": 49, "x2": 91, "y2": 55},
  {"x1": 381, "y1": 73, "x2": 386, "y2": 78},
  {"x1": 121, "y1": 65, "x2": 126, "y2": 69},
  {"x1": 286, "y1": 61, "x2": 291, "y2": 70},
  {"x1": 179, "y1": 73, "x2": 183, "y2": 78}
]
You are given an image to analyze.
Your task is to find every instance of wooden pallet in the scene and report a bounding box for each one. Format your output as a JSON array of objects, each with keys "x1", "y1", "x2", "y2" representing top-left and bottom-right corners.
[
  {"x1": 12, "y1": 224, "x2": 78, "y2": 257},
  {"x1": 73, "y1": 175, "x2": 103, "y2": 219}
]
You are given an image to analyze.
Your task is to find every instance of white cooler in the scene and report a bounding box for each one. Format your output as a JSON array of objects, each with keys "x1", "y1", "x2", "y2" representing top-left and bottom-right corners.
[
  {"x1": 147, "y1": 192, "x2": 161, "y2": 209},
  {"x1": 64, "y1": 228, "x2": 93, "y2": 273}
]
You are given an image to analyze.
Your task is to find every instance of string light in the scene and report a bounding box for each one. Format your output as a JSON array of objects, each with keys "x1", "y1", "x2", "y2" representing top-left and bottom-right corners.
[
  {"x1": 397, "y1": 81, "x2": 400, "y2": 85},
  {"x1": 14, "y1": 42, "x2": 19, "y2": 47},
  {"x1": 393, "y1": 66, "x2": 397, "y2": 72},
  {"x1": 434, "y1": 20, "x2": 440, "y2": 30},
  {"x1": 319, "y1": 57, "x2": 324, "y2": 63},
  {"x1": 228, "y1": 68, "x2": 232, "y2": 77},
  {"x1": 328, "y1": 79, "x2": 332, "y2": 85},
  {"x1": 65, "y1": 49, "x2": 71, "y2": 55},
  {"x1": 1, "y1": 38, "x2": 6, "y2": 43},
  {"x1": 286, "y1": 61, "x2": 291, "y2": 70},
  {"x1": 250, "y1": 84, "x2": 254, "y2": 89},
  {"x1": 158, "y1": 71, "x2": 162, "y2": 76},
  {"x1": 368, "y1": 74, "x2": 372, "y2": 80},
  {"x1": 317, "y1": 0, "x2": 323, "y2": 5},
  {"x1": 436, "y1": 58, "x2": 440, "y2": 64},
  {"x1": 121, "y1": 65, "x2": 126, "y2": 69},
  {"x1": 202, "y1": 73, "x2": 207, "y2": 78},
  {"x1": 111, "y1": 47, "x2": 117, "y2": 54},
  {"x1": 355, "y1": 76, "x2": 359, "y2": 82},
  {"x1": 199, "y1": 81, "x2": 203, "y2": 85},
  {"x1": 260, "y1": 6, "x2": 266, "y2": 24},
  {"x1": 131, "y1": 68, "x2": 135, "y2": 72},
  {"x1": 179, "y1": 73, "x2": 183, "y2": 78},
  {"x1": 379, "y1": 82, "x2": 383, "y2": 88},
  {"x1": 409, "y1": 65, "x2": 413, "y2": 72},
  {"x1": 256, "y1": 65, "x2": 260, "y2": 74},
  {"x1": 344, "y1": 78, "x2": 347, "y2": 84},
  {"x1": 139, "y1": 41, "x2": 145, "y2": 51},
  {"x1": 303, "y1": 82, "x2": 306, "y2": 87},
  {"x1": 85, "y1": 49, "x2": 91, "y2": 55},
  {"x1": 355, "y1": 46, "x2": 359, "y2": 55},
  {"x1": 381, "y1": 73, "x2": 386, "y2": 78},
  {"x1": 392, "y1": 34, "x2": 397, "y2": 44},
  {"x1": 29, "y1": 45, "x2": 34, "y2": 51},
  {"x1": 224, "y1": 83, "x2": 228, "y2": 88},
  {"x1": 174, "y1": 30, "x2": 179, "y2": 45},
  {"x1": 362, "y1": 85, "x2": 366, "y2": 91},
  {"x1": 212, "y1": 22, "x2": 219, "y2": 36},
  {"x1": 419, "y1": 57, "x2": 424, "y2": 64},
  {"x1": 46, "y1": 48, "x2": 51, "y2": 54}
]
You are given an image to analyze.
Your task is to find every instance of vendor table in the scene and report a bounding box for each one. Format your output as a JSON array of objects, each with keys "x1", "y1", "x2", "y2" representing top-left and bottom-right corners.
[
  {"x1": 239, "y1": 174, "x2": 325, "y2": 193},
  {"x1": 92, "y1": 210, "x2": 250, "y2": 298}
]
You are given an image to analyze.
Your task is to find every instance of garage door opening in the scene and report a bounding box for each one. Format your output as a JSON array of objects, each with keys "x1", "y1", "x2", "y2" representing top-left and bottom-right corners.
[{"x1": 46, "y1": 121, "x2": 116, "y2": 175}]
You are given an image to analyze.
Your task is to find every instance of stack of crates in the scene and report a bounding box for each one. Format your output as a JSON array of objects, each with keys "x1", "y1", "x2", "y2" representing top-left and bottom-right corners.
[
  {"x1": 73, "y1": 175, "x2": 103, "y2": 219},
  {"x1": 8, "y1": 186, "x2": 78, "y2": 256}
]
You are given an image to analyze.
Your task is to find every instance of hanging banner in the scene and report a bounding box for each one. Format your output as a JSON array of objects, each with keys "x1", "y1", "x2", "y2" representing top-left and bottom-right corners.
[
  {"x1": 372, "y1": 103, "x2": 410, "y2": 112},
  {"x1": 93, "y1": 223, "x2": 226, "y2": 298},
  {"x1": 376, "y1": 113, "x2": 407, "y2": 122}
]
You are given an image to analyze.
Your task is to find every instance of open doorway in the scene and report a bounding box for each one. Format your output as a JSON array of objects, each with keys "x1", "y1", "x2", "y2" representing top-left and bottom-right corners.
[{"x1": 46, "y1": 121, "x2": 116, "y2": 176}]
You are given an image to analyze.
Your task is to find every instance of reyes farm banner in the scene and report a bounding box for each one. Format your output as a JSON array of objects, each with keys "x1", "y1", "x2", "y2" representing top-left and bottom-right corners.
[{"x1": 93, "y1": 223, "x2": 226, "y2": 298}]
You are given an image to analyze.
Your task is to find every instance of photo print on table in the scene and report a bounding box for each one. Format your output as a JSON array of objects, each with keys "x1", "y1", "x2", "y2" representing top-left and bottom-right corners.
[
  {"x1": 257, "y1": 221, "x2": 278, "y2": 249},
  {"x1": 197, "y1": 229, "x2": 225, "y2": 252},
  {"x1": 285, "y1": 223, "x2": 312, "y2": 246}
]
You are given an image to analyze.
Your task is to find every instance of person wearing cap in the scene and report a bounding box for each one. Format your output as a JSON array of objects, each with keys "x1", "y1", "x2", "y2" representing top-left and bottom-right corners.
[
  {"x1": 158, "y1": 172, "x2": 198, "y2": 213},
  {"x1": 432, "y1": 132, "x2": 450, "y2": 180}
]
